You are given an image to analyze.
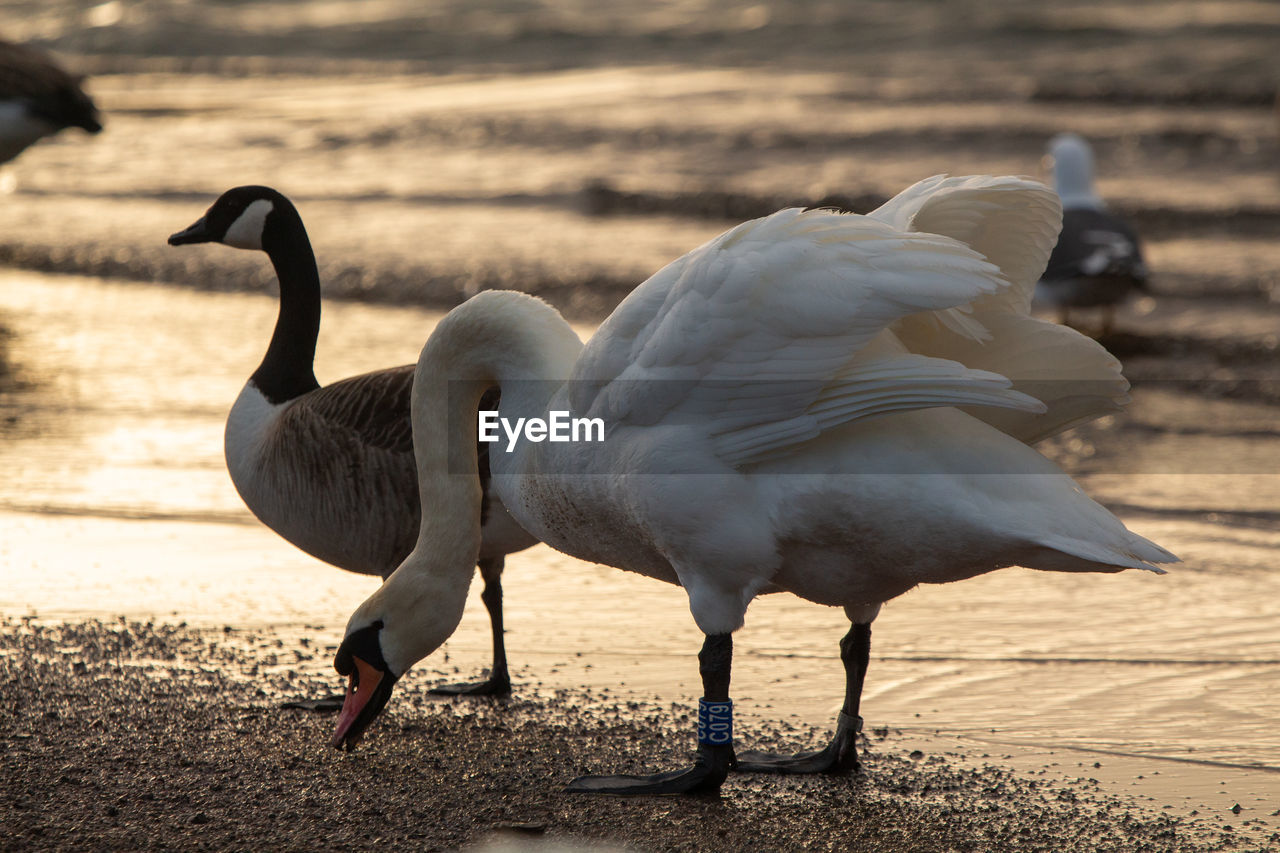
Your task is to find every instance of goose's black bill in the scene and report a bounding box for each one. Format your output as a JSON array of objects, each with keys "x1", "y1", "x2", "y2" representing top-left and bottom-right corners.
[{"x1": 168, "y1": 217, "x2": 213, "y2": 246}]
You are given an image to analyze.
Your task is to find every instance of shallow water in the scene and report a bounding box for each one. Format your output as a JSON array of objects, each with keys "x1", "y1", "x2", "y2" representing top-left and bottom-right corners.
[{"x1": 2, "y1": 270, "x2": 1278, "y2": 839}]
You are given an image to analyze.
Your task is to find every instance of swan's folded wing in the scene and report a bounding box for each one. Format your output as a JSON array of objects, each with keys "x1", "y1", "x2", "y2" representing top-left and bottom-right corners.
[
  {"x1": 872, "y1": 175, "x2": 1129, "y2": 441},
  {"x1": 869, "y1": 174, "x2": 1062, "y2": 307},
  {"x1": 569, "y1": 207, "x2": 1024, "y2": 444},
  {"x1": 711, "y1": 353, "x2": 1046, "y2": 467},
  {"x1": 895, "y1": 307, "x2": 1130, "y2": 443}
]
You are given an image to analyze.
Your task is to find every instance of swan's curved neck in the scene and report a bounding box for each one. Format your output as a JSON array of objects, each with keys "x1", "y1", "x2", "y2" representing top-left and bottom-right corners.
[
  {"x1": 352, "y1": 292, "x2": 582, "y2": 672},
  {"x1": 250, "y1": 207, "x2": 321, "y2": 404},
  {"x1": 412, "y1": 291, "x2": 584, "y2": 529}
]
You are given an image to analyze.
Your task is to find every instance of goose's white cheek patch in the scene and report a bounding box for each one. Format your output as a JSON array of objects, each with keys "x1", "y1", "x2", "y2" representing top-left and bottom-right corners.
[{"x1": 223, "y1": 199, "x2": 274, "y2": 250}]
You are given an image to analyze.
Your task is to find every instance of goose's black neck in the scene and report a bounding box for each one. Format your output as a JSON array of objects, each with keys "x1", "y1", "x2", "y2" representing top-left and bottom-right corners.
[{"x1": 250, "y1": 204, "x2": 322, "y2": 404}]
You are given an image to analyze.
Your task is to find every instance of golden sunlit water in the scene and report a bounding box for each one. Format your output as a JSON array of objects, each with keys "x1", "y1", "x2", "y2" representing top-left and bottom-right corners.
[{"x1": 2, "y1": 269, "x2": 1277, "y2": 838}]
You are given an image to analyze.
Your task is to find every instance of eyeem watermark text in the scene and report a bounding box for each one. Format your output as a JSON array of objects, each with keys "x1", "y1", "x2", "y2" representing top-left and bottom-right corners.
[{"x1": 479, "y1": 411, "x2": 605, "y2": 452}]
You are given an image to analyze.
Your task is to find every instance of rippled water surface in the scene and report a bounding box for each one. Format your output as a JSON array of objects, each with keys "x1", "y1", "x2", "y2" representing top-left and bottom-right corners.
[{"x1": 2, "y1": 271, "x2": 1278, "y2": 836}]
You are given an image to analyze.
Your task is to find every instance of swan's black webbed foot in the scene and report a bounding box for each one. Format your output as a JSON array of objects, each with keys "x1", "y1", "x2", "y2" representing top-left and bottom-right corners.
[
  {"x1": 280, "y1": 693, "x2": 346, "y2": 713},
  {"x1": 737, "y1": 622, "x2": 872, "y2": 775},
  {"x1": 568, "y1": 634, "x2": 736, "y2": 795},
  {"x1": 735, "y1": 711, "x2": 862, "y2": 775},
  {"x1": 566, "y1": 743, "x2": 736, "y2": 795},
  {"x1": 428, "y1": 673, "x2": 512, "y2": 697}
]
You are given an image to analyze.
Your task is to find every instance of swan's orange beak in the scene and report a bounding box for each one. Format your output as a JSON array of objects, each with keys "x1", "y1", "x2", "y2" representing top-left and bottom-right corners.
[{"x1": 331, "y1": 656, "x2": 387, "y2": 750}]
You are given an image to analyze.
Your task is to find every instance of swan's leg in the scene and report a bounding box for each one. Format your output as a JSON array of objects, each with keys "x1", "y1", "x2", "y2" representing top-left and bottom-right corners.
[
  {"x1": 566, "y1": 633, "x2": 737, "y2": 795},
  {"x1": 430, "y1": 556, "x2": 512, "y2": 696},
  {"x1": 735, "y1": 622, "x2": 870, "y2": 774}
]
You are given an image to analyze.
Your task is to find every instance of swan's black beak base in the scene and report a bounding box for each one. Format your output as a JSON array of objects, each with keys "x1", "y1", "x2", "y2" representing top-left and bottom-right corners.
[{"x1": 331, "y1": 623, "x2": 397, "y2": 750}]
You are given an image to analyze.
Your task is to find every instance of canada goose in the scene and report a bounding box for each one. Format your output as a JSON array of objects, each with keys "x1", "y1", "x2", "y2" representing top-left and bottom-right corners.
[
  {"x1": 1036, "y1": 133, "x2": 1148, "y2": 335},
  {"x1": 168, "y1": 186, "x2": 536, "y2": 705},
  {"x1": 0, "y1": 39, "x2": 102, "y2": 166},
  {"x1": 329, "y1": 175, "x2": 1175, "y2": 795}
]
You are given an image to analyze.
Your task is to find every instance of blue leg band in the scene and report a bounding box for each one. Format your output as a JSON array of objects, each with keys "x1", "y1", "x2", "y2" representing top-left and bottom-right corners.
[{"x1": 697, "y1": 698, "x2": 733, "y2": 746}]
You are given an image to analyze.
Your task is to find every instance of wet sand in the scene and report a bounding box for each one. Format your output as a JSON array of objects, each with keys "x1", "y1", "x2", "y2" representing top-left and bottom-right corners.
[{"x1": 4, "y1": 617, "x2": 1266, "y2": 853}]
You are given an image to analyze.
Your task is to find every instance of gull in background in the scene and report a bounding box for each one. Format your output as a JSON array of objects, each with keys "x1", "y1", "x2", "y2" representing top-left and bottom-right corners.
[{"x1": 1036, "y1": 133, "x2": 1148, "y2": 336}]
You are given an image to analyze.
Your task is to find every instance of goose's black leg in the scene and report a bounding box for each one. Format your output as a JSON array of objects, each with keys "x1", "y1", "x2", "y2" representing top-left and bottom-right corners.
[
  {"x1": 280, "y1": 693, "x2": 345, "y2": 713},
  {"x1": 430, "y1": 556, "x2": 512, "y2": 696},
  {"x1": 566, "y1": 633, "x2": 737, "y2": 795},
  {"x1": 735, "y1": 622, "x2": 870, "y2": 775}
]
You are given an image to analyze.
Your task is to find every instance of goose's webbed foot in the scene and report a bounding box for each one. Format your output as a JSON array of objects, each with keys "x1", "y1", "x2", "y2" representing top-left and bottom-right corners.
[
  {"x1": 280, "y1": 693, "x2": 346, "y2": 713},
  {"x1": 428, "y1": 672, "x2": 512, "y2": 697}
]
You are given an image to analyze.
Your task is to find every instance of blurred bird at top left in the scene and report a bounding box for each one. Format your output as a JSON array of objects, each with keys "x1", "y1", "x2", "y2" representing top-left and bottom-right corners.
[{"x1": 0, "y1": 38, "x2": 102, "y2": 174}]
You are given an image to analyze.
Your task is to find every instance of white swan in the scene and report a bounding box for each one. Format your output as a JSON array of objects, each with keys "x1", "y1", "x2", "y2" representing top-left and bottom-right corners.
[
  {"x1": 330, "y1": 175, "x2": 1176, "y2": 795},
  {"x1": 0, "y1": 38, "x2": 102, "y2": 167},
  {"x1": 1036, "y1": 133, "x2": 1149, "y2": 334},
  {"x1": 168, "y1": 186, "x2": 536, "y2": 702}
]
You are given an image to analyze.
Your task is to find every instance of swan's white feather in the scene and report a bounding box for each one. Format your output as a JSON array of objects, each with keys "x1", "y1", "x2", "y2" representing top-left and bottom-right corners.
[
  {"x1": 712, "y1": 352, "x2": 1044, "y2": 466},
  {"x1": 876, "y1": 175, "x2": 1130, "y2": 442},
  {"x1": 904, "y1": 311, "x2": 1130, "y2": 443},
  {"x1": 571, "y1": 208, "x2": 1023, "y2": 447},
  {"x1": 869, "y1": 174, "x2": 1062, "y2": 306}
]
